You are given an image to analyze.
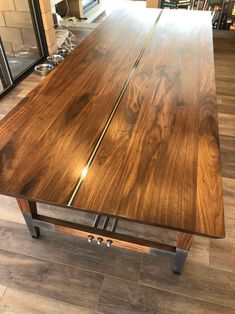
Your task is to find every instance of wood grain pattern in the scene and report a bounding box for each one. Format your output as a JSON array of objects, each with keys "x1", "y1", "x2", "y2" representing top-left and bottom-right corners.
[
  {"x1": 0, "y1": 288, "x2": 95, "y2": 314},
  {"x1": 16, "y1": 198, "x2": 37, "y2": 215},
  {"x1": 0, "y1": 249, "x2": 103, "y2": 309},
  {"x1": 72, "y1": 11, "x2": 224, "y2": 238},
  {"x1": 97, "y1": 276, "x2": 235, "y2": 314},
  {"x1": 0, "y1": 9, "x2": 160, "y2": 204},
  {"x1": 0, "y1": 10, "x2": 224, "y2": 238},
  {"x1": 140, "y1": 254, "x2": 235, "y2": 308},
  {"x1": 210, "y1": 238, "x2": 235, "y2": 273},
  {"x1": 196, "y1": 16, "x2": 224, "y2": 237},
  {"x1": 176, "y1": 232, "x2": 193, "y2": 251},
  {"x1": 0, "y1": 24, "x2": 233, "y2": 313}
]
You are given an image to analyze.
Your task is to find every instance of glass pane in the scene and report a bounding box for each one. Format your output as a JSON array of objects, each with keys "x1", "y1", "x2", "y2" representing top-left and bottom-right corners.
[
  {"x1": 0, "y1": 0, "x2": 42, "y2": 78},
  {"x1": 0, "y1": 42, "x2": 12, "y2": 94}
]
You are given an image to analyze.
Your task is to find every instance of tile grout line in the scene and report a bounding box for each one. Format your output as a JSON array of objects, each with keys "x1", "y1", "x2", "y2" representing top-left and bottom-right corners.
[
  {"x1": 1, "y1": 246, "x2": 235, "y2": 310},
  {"x1": 0, "y1": 246, "x2": 141, "y2": 282},
  {"x1": 95, "y1": 274, "x2": 105, "y2": 313},
  {"x1": 136, "y1": 280, "x2": 235, "y2": 310},
  {"x1": 0, "y1": 222, "x2": 234, "y2": 279},
  {"x1": 207, "y1": 262, "x2": 235, "y2": 274},
  {"x1": 137, "y1": 253, "x2": 144, "y2": 283},
  {"x1": 0, "y1": 286, "x2": 7, "y2": 301},
  {"x1": 0, "y1": 286, "x2": 98, "y2": 313}
]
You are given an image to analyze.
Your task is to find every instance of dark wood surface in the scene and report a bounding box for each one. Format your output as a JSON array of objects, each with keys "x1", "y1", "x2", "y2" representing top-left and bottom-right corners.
[
  {"x1": 16, "y1": 198, "x2": 37, "y2": 215},
  {"x1": 72, "y1": 10, "x2": 224, "y2": 238},
  {"x1": 0, "y1": 10, "x2": 224, "y2": 238},
  {"x1": 0, "y1": 30, "x2": 234, "y2": 314},
  {"x1": 0, "y1": 9, "x2": 159, "y2": 203},
  {"x1": 176, "y1": 232, "x2": 193, "y2": 251}
]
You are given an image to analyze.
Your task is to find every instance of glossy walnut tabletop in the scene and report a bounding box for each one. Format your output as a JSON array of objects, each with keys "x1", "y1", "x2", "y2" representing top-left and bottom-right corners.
[{"x1": 0, "y1": 9, "x2": 224, "y2": 239}]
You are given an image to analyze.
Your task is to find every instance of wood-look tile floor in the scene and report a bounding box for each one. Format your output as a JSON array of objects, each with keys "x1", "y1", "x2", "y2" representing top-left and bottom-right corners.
[{"x1": 0, "y1": 28, "x2": 234, "y2": 313}]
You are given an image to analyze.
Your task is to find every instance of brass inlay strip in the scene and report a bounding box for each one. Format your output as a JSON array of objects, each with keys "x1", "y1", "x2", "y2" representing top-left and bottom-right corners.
[{"x1": 67, "y1": 10, "x2": 163, "y2": 206}]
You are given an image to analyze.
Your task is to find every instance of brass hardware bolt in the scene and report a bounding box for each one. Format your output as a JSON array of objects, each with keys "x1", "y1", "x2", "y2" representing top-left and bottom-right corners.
[
  {"x1": 88, "y1": 235, "x2": 94, "y2": 243},
  {"x1": 97, "y1": 237, "x2": 103, "y2": 245},
  {"x1": 107, "y1": 239, "x2": 113, "y2": 247}
]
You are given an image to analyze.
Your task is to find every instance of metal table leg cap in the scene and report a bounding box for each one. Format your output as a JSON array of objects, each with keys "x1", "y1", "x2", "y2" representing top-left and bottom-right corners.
[
  {"x1": 88, "y1": 235, "x2": 94, "y2": 243},
  {"x1": 173, "y1": 267, "x2": 182, "y2": 275},
  {"x1": 32, "y1": 234, "x2": 40, "y2": 239},
  {"x1": 107, "y1": 239, "x2": 113, "y2": 247}
]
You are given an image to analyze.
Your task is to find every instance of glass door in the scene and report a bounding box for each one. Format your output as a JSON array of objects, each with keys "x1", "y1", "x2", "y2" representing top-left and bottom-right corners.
[
  {"x1": 0, "y1": 39, "x2": 12, "y2": 94},
  {"x1": 0, "y1": 0, "x2": 47, "y2": 97}
]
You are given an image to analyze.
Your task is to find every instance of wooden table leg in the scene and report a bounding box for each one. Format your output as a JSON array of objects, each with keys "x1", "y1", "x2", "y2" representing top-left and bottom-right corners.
[
  {"x1": 173, "y1": 232, "x2": 193, "y2": 275},
  {"x1": 17, "y1": 199, "x2": 40, "y2": 239}
]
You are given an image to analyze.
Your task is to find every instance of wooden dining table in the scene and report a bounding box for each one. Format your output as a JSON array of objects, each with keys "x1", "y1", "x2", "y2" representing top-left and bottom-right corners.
[{"x1": 0, "y1": 8, "x2": 224, "y2": 274}]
